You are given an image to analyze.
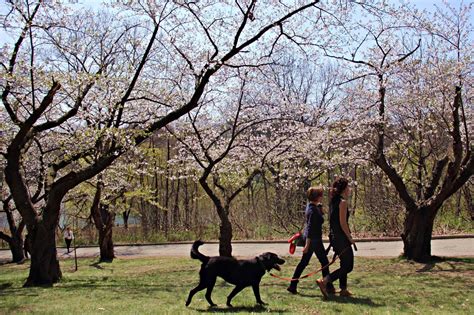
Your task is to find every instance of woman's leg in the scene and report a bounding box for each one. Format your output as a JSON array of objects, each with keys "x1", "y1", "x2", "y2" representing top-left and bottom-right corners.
[
  {"x1": 314, "y1": 238, "x2": 336, "y2": 293},
  {"x1": 288, "y1": 247, "x2": 314, "y2": 290},
  {"x1": 326, "y1": 236, "x2": 352, "y2": 285},
  {"x1": 338, "y1": 244, "x2": 354, "y2": 289},
  {"x1": 313, "y1": 239, "x2": 330, "y2": 278}
]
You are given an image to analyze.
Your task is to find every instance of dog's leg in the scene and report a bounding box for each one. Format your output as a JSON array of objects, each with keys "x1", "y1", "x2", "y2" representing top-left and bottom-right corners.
[
  {"x1": 226, "y1": 285, "x2": 245, "y2": 307},
  {"x1": 205, "y1": 277, "x2": 217, "y2": 307},
  {"x1": 186, "y1": 283, "x2": 206, "y2": 307},
  {"x1": 252, "y1": 284, "x2": 266, "y2": 305}
]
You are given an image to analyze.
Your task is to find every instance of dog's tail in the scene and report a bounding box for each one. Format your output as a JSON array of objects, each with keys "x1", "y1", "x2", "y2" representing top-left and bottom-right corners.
[{"x1": 190, "y1": 240, "x2": 209, "y2": 264}]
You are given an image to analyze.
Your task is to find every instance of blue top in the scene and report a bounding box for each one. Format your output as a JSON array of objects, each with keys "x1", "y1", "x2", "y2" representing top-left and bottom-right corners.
[{"x1": 303, "y1": 203, "x2": 324, "y2": 240}]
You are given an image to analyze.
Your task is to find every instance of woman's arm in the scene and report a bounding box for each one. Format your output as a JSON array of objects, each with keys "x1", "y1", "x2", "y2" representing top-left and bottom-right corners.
[{"x1": 339, "y1": 200, "x2": 354, "y2": 243}]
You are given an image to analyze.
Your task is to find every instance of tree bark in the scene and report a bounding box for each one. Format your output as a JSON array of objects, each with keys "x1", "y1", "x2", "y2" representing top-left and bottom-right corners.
[
  {"x1": 219, "y1": 214, "x2": 233, "y2": 257},
  {"x1": 91, "y1": 180, "x2": 115, "y2": 262},
  {"x1": 10, "y1": 237, "x2": 25, "y2": 262},
  {"x1": 164, "y1": 137, "x2": 170, "y2": 235},
  {"x1": 24, "y1": 222, "x2": 61, "y2": 287},
  {"x1": 122, "y1": 209, "x2": 130, "y2": 229},
  {"x1": 98, "y1": 205, "x2": 115, "y2": 262},
  {"x1": 0, "y1": 232, "x2": 25, "y2": 263},
  {"x1": 462, "y1": 185, "x2": 473, "y2": 220},
  {"x1": 184, "y1": 177, "x2": 190, "y2": 229},
  {"x1": 173, "y1": 175, "x2": 181, "y2": 228},
  {"x1": 401, "y1": 206, "x2": 438, "y2": 262},
  {"x1": 0, "y1": 198, "x2": 26, "y2": 263}
]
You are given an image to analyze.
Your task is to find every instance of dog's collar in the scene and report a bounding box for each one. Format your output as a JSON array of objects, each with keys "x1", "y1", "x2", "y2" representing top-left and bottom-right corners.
[{"x1": 256, "y1": 256, "x2": 269, "y2": 273}]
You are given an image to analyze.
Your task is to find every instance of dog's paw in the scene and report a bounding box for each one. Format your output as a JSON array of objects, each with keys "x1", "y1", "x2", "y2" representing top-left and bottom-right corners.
[
  {"x1": 226, "y1": 302, "x2": 233, "y2": 308},
  {"x1": 257, "y1": 300, "x2": 267, "y2": 305}
]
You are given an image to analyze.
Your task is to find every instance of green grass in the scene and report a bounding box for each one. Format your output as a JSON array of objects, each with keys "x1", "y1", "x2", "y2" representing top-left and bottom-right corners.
[{"x1": 0, "y1": 256, "x2": 473, "y2": 314}]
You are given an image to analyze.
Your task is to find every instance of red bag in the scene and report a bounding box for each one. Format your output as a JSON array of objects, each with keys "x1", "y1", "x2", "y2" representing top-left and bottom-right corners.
[{"x1": 287, "y1": 231, "x2": 303, "y2": 255}]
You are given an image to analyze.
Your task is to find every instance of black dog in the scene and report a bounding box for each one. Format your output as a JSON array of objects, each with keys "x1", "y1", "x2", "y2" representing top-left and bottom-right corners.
[{"x1": 185, "y1": 240, "x2": 285, "y2": 307}]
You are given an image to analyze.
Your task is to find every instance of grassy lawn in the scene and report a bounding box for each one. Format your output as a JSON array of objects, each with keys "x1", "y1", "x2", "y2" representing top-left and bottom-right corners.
[{"x1": 0, "y1": 255, "x2": 473, "y2": 314}]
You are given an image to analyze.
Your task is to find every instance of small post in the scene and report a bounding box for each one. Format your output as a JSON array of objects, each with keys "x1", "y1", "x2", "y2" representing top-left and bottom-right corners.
[{"x1": 73, "y1": 216, "x2": 78, "y2": 271}]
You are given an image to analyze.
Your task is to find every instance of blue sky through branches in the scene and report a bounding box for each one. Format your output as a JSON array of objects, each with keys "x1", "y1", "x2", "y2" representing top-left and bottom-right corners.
[{"x1": 0, "y1": 0, "x2": 471, "y2": 46}]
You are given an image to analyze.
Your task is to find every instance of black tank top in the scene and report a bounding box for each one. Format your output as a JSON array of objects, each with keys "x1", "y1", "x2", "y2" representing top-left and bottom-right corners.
[{"x1": 329, "y1": 195, "x2": 349, "y2": 236}]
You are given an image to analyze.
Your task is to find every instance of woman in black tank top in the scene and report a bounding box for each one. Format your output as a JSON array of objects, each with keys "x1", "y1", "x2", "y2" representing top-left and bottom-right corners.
[{"x1": 316, "y1": 177, "x2": 355, "y2": 298}]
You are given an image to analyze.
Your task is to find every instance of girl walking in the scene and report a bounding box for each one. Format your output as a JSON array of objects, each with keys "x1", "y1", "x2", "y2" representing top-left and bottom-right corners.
[
  {"x1": 316, "y1": 177, "x2": 355, "y2": 298},
  {"x1": 287, "y1": 186, "x2": 335, "y2": 294}
]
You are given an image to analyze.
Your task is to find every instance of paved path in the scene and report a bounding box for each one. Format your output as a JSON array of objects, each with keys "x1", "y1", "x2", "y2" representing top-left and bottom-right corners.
[{"x1": 1, "y1": 238, "x2": 473, "y2": 262}]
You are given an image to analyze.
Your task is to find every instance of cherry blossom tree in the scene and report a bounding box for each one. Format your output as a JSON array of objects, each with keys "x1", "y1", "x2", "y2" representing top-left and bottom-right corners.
[
  {"x1": 167, "y1": 73, "x2": 295, "y2": 256},
  {"x1": 1, "y1": 0, "x2": 323, "y2": 286},
  {"x1": 322, "y1": 1, "x2": 473, "y2": 262}
]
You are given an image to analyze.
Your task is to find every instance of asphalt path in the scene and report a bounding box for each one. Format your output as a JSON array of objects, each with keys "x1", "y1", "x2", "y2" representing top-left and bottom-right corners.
[{"x1": 1, "y1": 238, "x2": 473, "y2": 262}]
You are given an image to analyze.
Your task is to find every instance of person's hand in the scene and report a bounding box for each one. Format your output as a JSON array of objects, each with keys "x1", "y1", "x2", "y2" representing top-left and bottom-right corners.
[
  {"x1": 303, "y1": 245, "x2": 310, "y2": 254},
  {"x1": 347, "y1": 235, "x2": 355, "y2": 244}
]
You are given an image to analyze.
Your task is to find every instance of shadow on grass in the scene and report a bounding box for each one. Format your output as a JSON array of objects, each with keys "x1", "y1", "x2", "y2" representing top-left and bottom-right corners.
[
  {"x1": 192, "y1": 304, "x2": 286, "y2": 313},
  {"x1": 90, "y1": 262, "x2": 104, "y2": 270},
  {"x1": 0, "y1": 259, "x2": 28, "y2": 266},
  {"x1": 89, "y1": 259, "x2": 115, "y2": 270},
  {"x1": 297, "y1": 292, "x2": 319, "y2": 298},
  {"x1": 416, "y1": 256, "x2": 474, "y2": 273},
  {"x1": 0, "y1": 282, "x2": 13, "y2": 291},
  {"x1": 0, "y1": 284, "x2": 40, "y2": 297},
  {"x1": 282, "y1": 291, "x2": 383, "y2": 307},
  {"x1": 325, "y1": 295, "x2": 383, "y2": 307}
]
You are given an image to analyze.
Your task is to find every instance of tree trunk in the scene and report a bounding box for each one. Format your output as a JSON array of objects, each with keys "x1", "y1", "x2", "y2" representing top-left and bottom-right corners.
[
  {"x1": 0, "y1": 200, "x2": 26, "y2": 263},
  {"x1": 401, "y1": 206, "x2": 437, "y2": 262},
  {"x1": 98, "y1": 205, "x2": 115, "y2": 262},
  {"x1": 24, "y1": 223, "x2": 61, "y2": 287},
  {"x1": 184, "y1": 177, "x2": 190, "y2": 229},
  {"x1": 0, "y1": 232, "x2": 26, "y2": 263},
  {"x1": 219, "y1": 215, "x2": 233, "y2": 257},
  {"x1": 173, "y1": 175, "x2": 181, "y2": 228},
  {"x1": 123, "y1": 209, "x2": 130, "y2": 229},
  {"x1": 164, "y1": 137, "x2": 170, "y2": 236},
  {"x1": 91, "y1": 180, "x2": 115, "y2": 262},
  {"x1": 9, "y1": 234, "x2": 25, "y2": 263},
  {"x1": 463, "y1": 185, "x2": 473, "y2": 220}
]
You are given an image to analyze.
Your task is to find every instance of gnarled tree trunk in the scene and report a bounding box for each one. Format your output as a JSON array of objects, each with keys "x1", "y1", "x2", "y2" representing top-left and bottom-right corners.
[
  {"x1": 401, "y1": 206, "x2": 438, "y2": 262},
  {"x1": 10, "y1": 238, "x2": 25, "y2": 262},
  {"x1": 98, "y1": 205, "x2": 115, "y2": 262},
  {"x1": 24, "y1": 222, "x2": 61, "y2": 287},
  {"x1": 91, "y1": 180, "x2": 116, "y2": 262},
  {"x1": 0, "y1": 198, "x2": 26, "y2": 263},
  {"x1": 0, "y1": 231, "x2": 25, "y2": 263}
]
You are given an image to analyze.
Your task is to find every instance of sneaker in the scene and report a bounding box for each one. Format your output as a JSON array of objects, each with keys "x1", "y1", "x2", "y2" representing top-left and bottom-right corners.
[
  {"x1": 287, "y1": 286, "x2": 297, "y2": 294},
  {"x1": 316, "y1": 279, "x2": 328, "y2": 299},
  {"x1": 339, "y1": 289, "x2": 353, "y2": 297}
]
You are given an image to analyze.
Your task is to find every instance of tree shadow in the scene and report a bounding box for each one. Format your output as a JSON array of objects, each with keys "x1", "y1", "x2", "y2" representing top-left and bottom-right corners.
[
  {"x1": 0, "y1": 282, "x2": 13, "y2": 291},
  {"x1": 0, "y1": 259, "x2": 28, "y2": 266},
  {"x1": 89, "y1": 260, "x2": 114, "y2": 270},
  {"x1": 193, "y1": 304, "x2": 287, "y2": 313},
  {"x1": 416, "y1": 256, "x2": 474, "y2": 273},
  {"x1": 90, "y1": 262, "x2": 104, "y2": 270}
]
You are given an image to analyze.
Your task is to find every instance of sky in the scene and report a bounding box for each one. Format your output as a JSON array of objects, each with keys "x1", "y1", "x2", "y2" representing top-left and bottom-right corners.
[{"x1": 0, "y1": 1, "x2": 472, "y2": 46}]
